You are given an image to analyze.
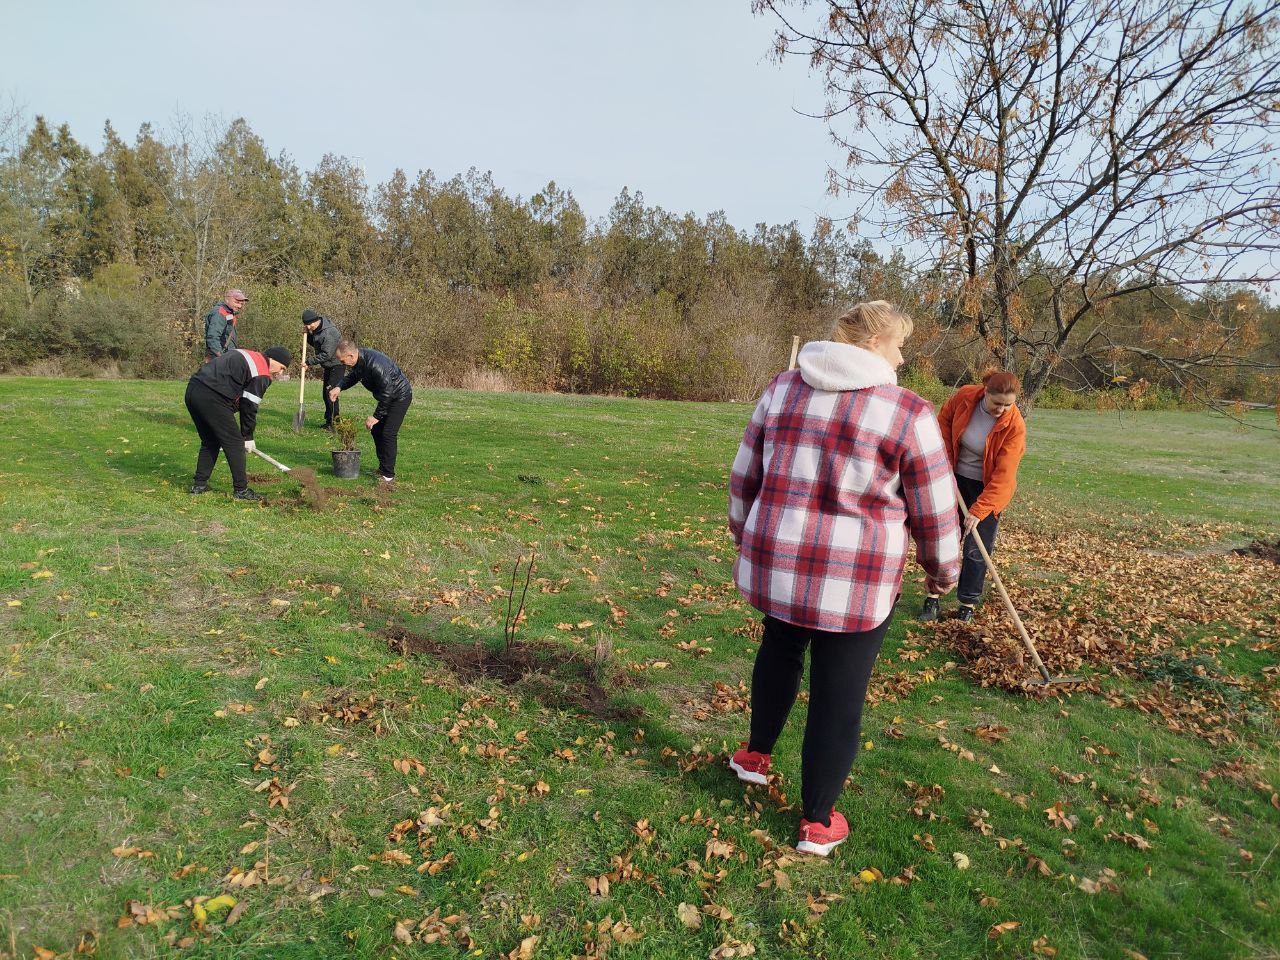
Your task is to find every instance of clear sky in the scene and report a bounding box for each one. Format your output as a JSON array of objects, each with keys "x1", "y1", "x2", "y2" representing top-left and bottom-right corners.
[{"x1": 4, "y1": 0, "x2": 839, "y2": 232}]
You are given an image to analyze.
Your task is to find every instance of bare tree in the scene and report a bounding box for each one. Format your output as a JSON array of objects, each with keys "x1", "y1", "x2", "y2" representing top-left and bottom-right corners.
[
  {"x1": 757, "y1": 0, "x2": 1280, "y2": 400},
  {"x1": 145, "y1": 114, "x2": 270, "y2": 344}
]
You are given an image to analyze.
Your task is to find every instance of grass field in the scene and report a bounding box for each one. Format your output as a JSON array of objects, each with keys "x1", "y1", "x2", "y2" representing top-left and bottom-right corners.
[{"x1": 0, "y1": 376, "x2": 1277, "y2": 960}]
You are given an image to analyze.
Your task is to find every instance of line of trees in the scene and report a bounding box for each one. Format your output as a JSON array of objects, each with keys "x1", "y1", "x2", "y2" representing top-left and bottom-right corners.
[{"x1": 0, "y1": 102, "x2": 1276, "y2": 404}]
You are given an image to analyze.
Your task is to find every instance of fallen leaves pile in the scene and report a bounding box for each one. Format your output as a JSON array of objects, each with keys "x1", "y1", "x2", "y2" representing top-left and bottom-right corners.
[{"x1": 925, "y1": 507, "x2": 1279, "y2": 741}]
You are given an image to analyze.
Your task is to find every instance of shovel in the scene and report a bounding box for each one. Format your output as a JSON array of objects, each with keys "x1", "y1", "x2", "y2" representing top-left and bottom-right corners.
[
  {"x1": 292, "y1": 327, "x2": 307, "y2": 432},
  {"x1": 251, "y1": 447, "x2": 291, "y2": 473},
  {"x1": 954, "y1": 483, "x2": 1082, "y2": 687}
]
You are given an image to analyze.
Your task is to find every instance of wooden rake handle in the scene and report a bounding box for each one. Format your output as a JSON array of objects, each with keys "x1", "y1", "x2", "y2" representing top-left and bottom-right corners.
[{"x1": 953, "y1": 481, "x2": 1052, "y2": 683}]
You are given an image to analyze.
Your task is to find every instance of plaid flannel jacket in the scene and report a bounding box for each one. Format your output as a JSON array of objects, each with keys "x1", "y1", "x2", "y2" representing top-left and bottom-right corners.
[{"x1": 729, "y1": 343, "x2": 961, "y2": 633}]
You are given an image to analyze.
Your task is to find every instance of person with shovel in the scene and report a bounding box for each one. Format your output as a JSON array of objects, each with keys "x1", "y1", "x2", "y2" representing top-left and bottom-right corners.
[
  {"x1": 726, "y1": 301, "x2": 961, "y2": 857},
  {"x1": 328, "y1": 340, "x2": 413, "y2": 483},
  {"x1": 185, "y1": 345, "x2": 292, "y2": 500},
  {"x1": 919, "y1": 369, "x2": 1027, "y2": 623},
  {"x1": 203, "y1": 288, "x2": 248, "y2": 360},
  {"x1": 302, "y1": 309, "x2": 345, "y2": 430}
]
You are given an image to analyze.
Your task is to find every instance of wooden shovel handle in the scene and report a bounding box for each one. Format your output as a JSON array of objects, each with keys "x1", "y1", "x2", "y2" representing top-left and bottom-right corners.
[
  {"x1": 298, "y1": 328, "x2": 307, "y2": 402},
  {"x1": 953, "y1": 481, "x2": 1052, "y2": 682}
]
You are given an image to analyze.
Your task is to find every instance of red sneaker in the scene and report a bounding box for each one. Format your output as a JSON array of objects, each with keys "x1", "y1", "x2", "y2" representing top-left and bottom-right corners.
[
  {"x1": 728, "y1": 744, "x2": 770, "y2": 785},
  {"x1": 796, "y1": 811, "x2": 849, "y2": 857}
]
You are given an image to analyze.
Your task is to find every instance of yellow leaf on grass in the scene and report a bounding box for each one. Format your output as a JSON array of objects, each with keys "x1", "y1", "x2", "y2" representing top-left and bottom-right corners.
[
  {"x1": 205, "y1": 894, "x2": 236, "y2": 914},
  {"x1": 953, "y1": 852, "x2": 971, "y2": 870},
  {"x1": 31, "y1": 570, "x2": 53, "y2": 579},
  {"x1": 7, "y1": 600, "x2": 22, "y2": 607}
]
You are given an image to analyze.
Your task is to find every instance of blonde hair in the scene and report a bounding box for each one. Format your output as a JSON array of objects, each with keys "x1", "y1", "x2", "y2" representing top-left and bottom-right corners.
[{"x1": 830, "y1": 301, "x2": 913, "y2": 347}]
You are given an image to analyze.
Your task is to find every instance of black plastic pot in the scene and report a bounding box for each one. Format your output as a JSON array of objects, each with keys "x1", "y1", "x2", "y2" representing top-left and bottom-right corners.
[{"x1": 331, "y1": 449, "x2": 361, "y2": 479}]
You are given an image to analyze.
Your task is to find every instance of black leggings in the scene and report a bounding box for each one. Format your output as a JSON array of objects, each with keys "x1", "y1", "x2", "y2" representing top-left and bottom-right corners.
[
  {"x1": 747, "y1": 612, "x2": 892, "y2": 825},
  {"x1": 371, "y1": 394, "x2": 412, "y2": 478},
  {"x1": 956, "y1": 474, "x2": 1000, "y2": 606},
  {"x1": 320, "y1": 365, "x2": 344, "y2": 426},
  {"x1": 185, "y1": 380, "x2": 248, "y2": 491}
]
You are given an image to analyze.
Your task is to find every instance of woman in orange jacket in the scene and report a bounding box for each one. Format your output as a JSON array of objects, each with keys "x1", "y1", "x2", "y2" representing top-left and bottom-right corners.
[{"x1": 920, "y1": 370, "x2": 1027, "y2": 622}]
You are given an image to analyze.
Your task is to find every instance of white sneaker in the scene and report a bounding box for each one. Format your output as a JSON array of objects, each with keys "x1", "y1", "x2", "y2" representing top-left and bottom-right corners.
[{"x1": 377, "y1": 474, "x2": 395, "y2": 483}]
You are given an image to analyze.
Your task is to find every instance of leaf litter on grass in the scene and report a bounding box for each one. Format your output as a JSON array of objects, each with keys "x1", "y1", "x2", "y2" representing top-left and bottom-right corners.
[{"x1": 924, "y1": 505, "x2": 1278, "y2": 742}]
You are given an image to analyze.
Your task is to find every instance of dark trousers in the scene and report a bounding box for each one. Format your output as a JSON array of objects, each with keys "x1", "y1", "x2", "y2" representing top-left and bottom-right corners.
[
  {"x1": 371, "y1": 394, "x2": 412, "y2": 478},
  {"x1": 747, "y1": 611, "x2": 892, "y2": 825},
  {"x1": 320, "y1": 365, "x2": 343, "y2": 426},
  {"x1": 956, "y1": 474, "x2": 1000, "y2": 606},
  {"x1": 185, "y1": 380, "x2": 248, "y2": 491}
]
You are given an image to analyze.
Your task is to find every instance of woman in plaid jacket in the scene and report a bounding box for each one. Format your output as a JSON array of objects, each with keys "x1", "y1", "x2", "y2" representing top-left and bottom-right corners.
[{"x1": 726, "y1": 301, "x2": 962, "y2": 856}]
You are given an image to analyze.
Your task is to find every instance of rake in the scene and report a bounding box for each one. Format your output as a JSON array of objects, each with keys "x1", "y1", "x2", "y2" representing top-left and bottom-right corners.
[
  {"x1": 954, "y1": 484, "x2": 1083, "y2": 687},
  {"x1": 292, "y1": 326, "x2": 307, "y2": 432}
]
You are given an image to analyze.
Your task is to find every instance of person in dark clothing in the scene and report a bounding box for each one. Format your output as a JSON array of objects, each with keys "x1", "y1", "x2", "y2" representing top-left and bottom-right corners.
[
  {"x1": 302, "y1": 308, "x2": 345, "y2": 429},
  {"x1": 328, "y1": 340, "x2": 412, "y2": 482},
  {"x1": 185, "y1": 345, "x2": 292, "y2": 500},
  {"x1": 203, "y1": 288, "x2": 248, "y2": 359}
]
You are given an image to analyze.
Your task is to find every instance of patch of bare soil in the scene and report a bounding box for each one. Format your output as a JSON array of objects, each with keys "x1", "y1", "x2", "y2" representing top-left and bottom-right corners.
[
  {"x1": 1234, "y1": 538, "x2": 1280, "y2": 565},
  {"x1": 384, "y1": 625, "x2": 638, "y2": 721}
]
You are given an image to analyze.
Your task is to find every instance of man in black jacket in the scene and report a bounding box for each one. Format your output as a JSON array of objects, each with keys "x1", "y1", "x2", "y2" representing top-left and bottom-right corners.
[
  {"x1": 328, "y1": 340, "x2": 412, "y2": 482},
  {"x1": 203, "y1": 288, "x2": 248, "y2": 360},
  {"x1": 302, "y1": 308, "x2": 345, "y2": 429},
  {"x1": 186, "y1": 345, "x2": 292, "y2": 500}
]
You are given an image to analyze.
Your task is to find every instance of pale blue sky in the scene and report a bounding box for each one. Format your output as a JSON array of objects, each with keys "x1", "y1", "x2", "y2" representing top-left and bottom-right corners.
[{"x1": 5, "y1": 0, "x2": 839, "y2": 231}]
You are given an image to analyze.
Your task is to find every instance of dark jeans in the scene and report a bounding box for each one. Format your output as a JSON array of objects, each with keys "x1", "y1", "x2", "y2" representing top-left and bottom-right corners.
[
  {"x1": 747, "y1": 611, "x2": 892, "y2": 825},
  {"x1": 956, "y1": 473, "x2": 1000, "y2": 606},
  {"x1": 320, "y1": 365, "x2": 344, "y2": 426},
  {"x1": 372, "y1": 393, "x2": 412, "y2": 478},
  {"x1": 185, "y1": 380, "x2": 248, "y2": 491}
]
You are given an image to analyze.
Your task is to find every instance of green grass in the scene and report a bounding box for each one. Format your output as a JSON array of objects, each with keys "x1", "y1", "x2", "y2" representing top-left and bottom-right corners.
[{"x1": 0, "y1": 377, "x2": 1276, "y2": 959}]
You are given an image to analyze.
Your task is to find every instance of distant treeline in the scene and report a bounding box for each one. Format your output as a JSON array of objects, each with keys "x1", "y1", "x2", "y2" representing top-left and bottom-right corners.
[{"x1": 1, "y1": 114, "x2": 1276, "y2": 403}]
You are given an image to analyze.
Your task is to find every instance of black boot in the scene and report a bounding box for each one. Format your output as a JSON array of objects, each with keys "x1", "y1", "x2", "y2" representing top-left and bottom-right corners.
[
  {"x1": 233, "y1": 488, "x2": 264, "y2": 502},
  {"x1": 189, "y1": 483, "x2": 210, "y2": 495},
  {"x1": 919, "y1": 596, "x2": 941, "y2": 622},
  {"x1": 955, "y1": 604, "x2": 976, "y2": 623}
]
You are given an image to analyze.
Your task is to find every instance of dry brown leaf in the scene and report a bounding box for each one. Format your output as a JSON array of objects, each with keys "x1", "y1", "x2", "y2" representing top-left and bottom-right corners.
[{"x1": 677, "y1": 902, "x2": 703, "y2": 929}]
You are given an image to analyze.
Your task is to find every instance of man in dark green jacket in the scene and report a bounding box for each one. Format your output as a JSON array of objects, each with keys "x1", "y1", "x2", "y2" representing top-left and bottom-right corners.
[
  {"x1": 302, "y1": 308, "x2": 345, "y2": 430},
  {"x1": 203, "y1": 288, "x2": 248, "y2": 360}
]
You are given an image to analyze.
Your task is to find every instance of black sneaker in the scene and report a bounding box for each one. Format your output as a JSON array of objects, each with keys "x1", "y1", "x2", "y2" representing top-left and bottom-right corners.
[
  {"x1": 955, "y1": 604, "x2": 976, "y2": 623},
  {"x1": 233, "y1": 488, "x2": 264, "y2": 502},
  {"x1": 919, "y1": 596, "x2": 941, "y2": 622},
  {"x1": 189, "y1": 483, "x2": 210, "y2": 495}
]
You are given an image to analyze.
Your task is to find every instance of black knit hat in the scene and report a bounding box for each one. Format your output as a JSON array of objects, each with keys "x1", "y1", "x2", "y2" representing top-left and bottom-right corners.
[
  {"x1": 302, "y1": 308, "x2": 321, "y2": 325},
  {"x1": 263, "y1": 346, "x2": 293, "y2": 368}
]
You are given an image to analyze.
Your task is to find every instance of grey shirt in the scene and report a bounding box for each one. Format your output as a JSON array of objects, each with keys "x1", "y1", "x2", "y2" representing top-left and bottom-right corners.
[{"x1": 956, "y1": 400, "x2": 996, "y2": 481}]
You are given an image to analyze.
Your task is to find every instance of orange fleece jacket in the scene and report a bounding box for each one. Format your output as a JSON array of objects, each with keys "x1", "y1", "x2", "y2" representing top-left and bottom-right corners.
[{"x1": 937, "y1": 384, "x2": 1027, "y2": 521}]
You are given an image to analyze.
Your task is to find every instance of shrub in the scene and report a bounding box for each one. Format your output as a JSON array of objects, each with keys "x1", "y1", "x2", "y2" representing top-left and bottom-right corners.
[
  {"x1": 331, "y1": 416, "x2": 358, "y2": 451},
  {"x1": 898, "y1": 364, "x2": 950, "y2": 406}
]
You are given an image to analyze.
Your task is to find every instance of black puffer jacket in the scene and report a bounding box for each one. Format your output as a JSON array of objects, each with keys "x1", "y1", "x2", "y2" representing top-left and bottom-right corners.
[
  {"x1": 305, "y1": 316, "x2": 344, "y2": 369},
  {"x1": 337, "y1": 348, "x2": 412, "y2": 420}
]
